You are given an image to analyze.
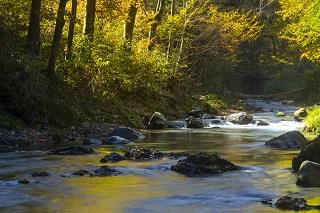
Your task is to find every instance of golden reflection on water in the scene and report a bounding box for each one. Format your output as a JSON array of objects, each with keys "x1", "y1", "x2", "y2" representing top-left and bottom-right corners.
[{"x1": 60, "y1": 176, "x2": 171, "y2": 213}]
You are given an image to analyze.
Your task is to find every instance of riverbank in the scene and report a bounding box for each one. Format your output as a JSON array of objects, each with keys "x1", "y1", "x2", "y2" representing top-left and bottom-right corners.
[{"x1": 0, "y1": 93, "x2": 244, "y2": 152}]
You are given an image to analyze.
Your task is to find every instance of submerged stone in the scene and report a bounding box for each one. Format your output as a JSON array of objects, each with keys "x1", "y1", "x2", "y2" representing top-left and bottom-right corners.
[
  {"x1": 124, "y1": 147, "x2": 190, "y2": 160},
  {"x1": 30, "y1": 171, "x2": 49, "y2": 177},
  {"x1": 48, "y1": 146, "x2": 96, "y2": 155},
  {"x1": 104, "y1": 136, "x2": 133, "y2": 145},
  {"x1": 167, "y1": 121, "x2": 186, "y2": 129},
  {"x1": 18, "y1": 179, "x2": 30, "y2": 185},
  {"x1": 91, "y1": 166, "x2": 121, "y2": 177},
  {"x1": 124, "y1": 147, "x2": 165, "y2": 160},
  {"x1": 106, "y1": 127, "x2": 144, "y2": 140},
  {"x1": 72, "y1": 170, "x2": 91, "y2": 176},
  {"x1": 100, "y1": 153, "x2": 125, "y2": 163}
]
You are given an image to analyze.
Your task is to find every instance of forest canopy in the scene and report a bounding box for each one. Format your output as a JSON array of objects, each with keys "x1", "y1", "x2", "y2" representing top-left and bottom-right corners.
[{"x1": 0, "y1": 0, "x2": 319, "y2": 127}]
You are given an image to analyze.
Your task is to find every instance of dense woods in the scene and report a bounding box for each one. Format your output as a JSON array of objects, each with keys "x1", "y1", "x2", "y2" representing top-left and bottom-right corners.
[{"x1": 0, "y1": 0, "x2": 319, "y2": 128}]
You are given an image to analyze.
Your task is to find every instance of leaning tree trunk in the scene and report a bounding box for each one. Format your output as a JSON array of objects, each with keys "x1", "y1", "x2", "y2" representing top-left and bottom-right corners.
[
  {"x1": 66, "y1": 0, "x2": 78, "y2": 59},
  {"x1": 83, "y1": 0, "x2": 96, "y2": 40},
  {"x1": 47, "y1": 0, "x2": 69, "y2": 75},
  {"x1": 123, "y1": 0, "x2": 138, "y2": 51},
  {"x1": 27, "y1": 0, "x2": 41, "y2": 57},
  {"x1": 166, "y1": 0, "x2": 175, "y2": 60},
  {"x1": 148, "y1": 0, "x2": 166, "y2": 51}
]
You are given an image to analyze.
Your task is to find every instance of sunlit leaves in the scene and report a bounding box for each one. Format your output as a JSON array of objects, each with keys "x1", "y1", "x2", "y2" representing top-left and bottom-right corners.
[{"x1": 279, "y1": 0, "x2": 320, "y2": 62}]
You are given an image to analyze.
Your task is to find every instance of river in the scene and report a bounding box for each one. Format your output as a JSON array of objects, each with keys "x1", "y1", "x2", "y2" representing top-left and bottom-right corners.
[{"x1": 0, "y1": 99, "x2": 319, "y2": 213}]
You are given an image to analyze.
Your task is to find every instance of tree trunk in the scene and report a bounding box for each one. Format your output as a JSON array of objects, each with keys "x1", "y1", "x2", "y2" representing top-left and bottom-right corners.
[
  {"x1": 175, "y1": 0, "x2": 187, "y2": 71},
  {"x1": 47, "y1": 0, "x2": 69, "y2": 75},
  {"x1": 66, "y1": 0, "x2": 78, "y2": 59},
  {"x1": 83, "y1": 0, "x2": 96, "y2": 40},
  {"x1": 179, "y1": 0, "x2": 188, "y2": 53},
  {"x1": 27, "y1": 0, "x2": 41, "y2": 57},
  {"x1": 148, "y1": 0, "x2": 166, "y2": 51},
  {"x1": 166, "y1": 0, "x2": 175, "y2": 60},
  {"x1": 123, "y1": 0, "x2": 138, "y2": 51}
]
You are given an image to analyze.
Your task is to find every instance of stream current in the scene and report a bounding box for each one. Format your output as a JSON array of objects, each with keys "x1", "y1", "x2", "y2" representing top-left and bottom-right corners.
[{"x1": 0, "y1": 99, "x2": 319, "y2": 213}]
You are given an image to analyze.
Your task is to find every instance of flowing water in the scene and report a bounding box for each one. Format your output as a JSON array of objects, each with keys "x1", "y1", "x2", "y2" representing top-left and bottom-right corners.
[{"x1": 0, "y1": 99, "x2": 319, "y2": 213}]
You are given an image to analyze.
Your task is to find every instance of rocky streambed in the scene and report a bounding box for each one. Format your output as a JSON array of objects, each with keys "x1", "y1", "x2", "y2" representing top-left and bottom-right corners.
[{"x1": 0, "y1": 99, "x2": 319, "y2": 212}]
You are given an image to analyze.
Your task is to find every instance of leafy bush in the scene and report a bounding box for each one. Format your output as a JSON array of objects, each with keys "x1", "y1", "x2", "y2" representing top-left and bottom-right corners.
[{"x1": 305, "y1": 106, "x2": 320, "y2": 135}]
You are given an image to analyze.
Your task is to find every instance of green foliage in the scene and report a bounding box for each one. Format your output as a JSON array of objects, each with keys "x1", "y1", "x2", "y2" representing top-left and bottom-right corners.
[
  {"x1": 4, "y1": 0, "x2": 320, "y2": 129},
  {"x1": 305, "y1": 106, "x2": 320, "y2": 135}
]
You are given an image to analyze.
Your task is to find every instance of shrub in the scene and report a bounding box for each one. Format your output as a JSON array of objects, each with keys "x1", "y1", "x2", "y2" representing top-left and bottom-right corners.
[{"x1": 305, "y1": 106, "x2": 320, "y2": 135}]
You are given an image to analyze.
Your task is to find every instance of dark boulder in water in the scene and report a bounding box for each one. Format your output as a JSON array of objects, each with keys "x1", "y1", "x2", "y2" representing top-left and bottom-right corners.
[
  {"x1": 254, "y1": 120, "x2": 269, "y2": 126},
  {"x1": 167, "y1": 121, "x2": 186, "y2": 129},
  {"x1": 124, "y1": 147, "x2": 190, "y2": 160},
  {"x1": 292, "y1": 139, "x2": 320, "y2": 172},
  {"x1": 91, "y1": 166, "x2": 122, "y2": 177},
  {"x1": 124, "y1": 147, "x2": 165, "y2": 160},
  {"x1": 48, "y1": 146, "x2": 95, "y2": 155},
  {"x1": 106, "y1": 127, "x2": 144, "y2": 140},
  {"x1": 100, "y1": 153, "x2": 125, "y2": 163},
  {"x1": 72, "y1": 170, "x2": 91, "y2": 176},
  {"x1": 296, "y1": 161, "x2": 320, "y2": 187},
  {"x1": 171, "y1": 153, "x2": 238, "y2": 177},
  {"x1": 18, "y1": 179, "x2": 31, "y2": 184},
  {"x1": 103, "y1": 136, "x2": 133, "y2": 145},
  {"x1": 265, "y1": 131, "x2": 307, "y2": 150},
  {"x1": 186, "y1": 116, "x2": 205, "y2": 128},
  {"x1": 30, "y1": 171, "x2": 49, "y2": 177}
]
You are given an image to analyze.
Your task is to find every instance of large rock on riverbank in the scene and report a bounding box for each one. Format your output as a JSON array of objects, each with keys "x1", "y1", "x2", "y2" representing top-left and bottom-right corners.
[
  {"x1": 226, "y1": 112, "x2": 253, "y2": 125},
  {"x1": 171, "y1": 153, "x2": 238, "y2": 177},
  {"x1": 148, "y1": 112, "x2": 168, "y2": 129},
  {"x1": 265, "y1": 131, "x2": 307, "y2": 149},
  {"x1": 186, "y1": 116, "x2": 206, "y2": 128},
  {"x1": 296, "y1": 161, "x2": 320, "y2": 187},
  {"x1": 294, "y1": 108, "x2": 308, "y2": 119},
  {"x1": 292, "y1": 140, "x2": 320, "y2": 172}
]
